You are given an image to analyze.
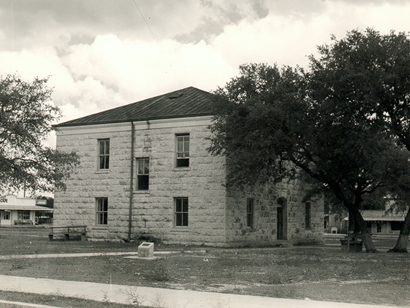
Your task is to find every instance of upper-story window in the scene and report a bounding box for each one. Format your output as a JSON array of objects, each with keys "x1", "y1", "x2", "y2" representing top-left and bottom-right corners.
[
  {"x1": 98, "y1": 139, "x2": 110, "y2": 169},
  {"x1": 176, "y1": 134, "x2": 190, "y2": 167},
  {"x1": 136, "y1": 157, "x2": 149, "y2": 190}
]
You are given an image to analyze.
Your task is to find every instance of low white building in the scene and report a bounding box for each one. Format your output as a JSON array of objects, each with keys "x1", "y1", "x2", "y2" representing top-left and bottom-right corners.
[
  {"x1": 361, "y1": 210, "x2": 406, "y2": 234},
  {"x1": 0, "y1": 195, "x2": 53, "y2": 226}
]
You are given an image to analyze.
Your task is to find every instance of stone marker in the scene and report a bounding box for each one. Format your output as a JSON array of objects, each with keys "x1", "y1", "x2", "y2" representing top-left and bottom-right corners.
[{"x1": 138, "y1": 242, "x2": 154, "y2": 258}]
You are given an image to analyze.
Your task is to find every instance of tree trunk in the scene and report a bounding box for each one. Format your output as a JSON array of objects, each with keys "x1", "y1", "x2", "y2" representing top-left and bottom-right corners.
[
  {"x1": 350, "y1": 207, "x2": 377, "y2": 252},
  {"x1": 389, "y1": 207, "x2": 410, "y2": 253},
  {"x1": 348, "y1": 208, "x2": 361, "y2": 234}
]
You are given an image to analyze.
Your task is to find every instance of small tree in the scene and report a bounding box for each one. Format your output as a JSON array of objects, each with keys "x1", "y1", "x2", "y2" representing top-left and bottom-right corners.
[
  {"x1": 307, "y1": 29, "x2": 410, "y2": 252},
  {"x1": 0, "y1": 74, "x2": 79, "y2": 195},
  {"x1": 210, "y1": 64, "x2": 410, "y2": 252}
]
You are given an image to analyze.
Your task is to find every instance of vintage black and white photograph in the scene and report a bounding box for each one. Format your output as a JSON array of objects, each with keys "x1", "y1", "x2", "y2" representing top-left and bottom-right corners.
[{"x1": 0, "y1": 1, "x2": 409, "y2": 307}]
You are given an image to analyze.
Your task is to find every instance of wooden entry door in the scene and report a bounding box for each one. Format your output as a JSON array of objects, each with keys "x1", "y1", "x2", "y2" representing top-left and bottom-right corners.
[{"x1": 277, "y1": 207, "x2": 284, "y2": 240}]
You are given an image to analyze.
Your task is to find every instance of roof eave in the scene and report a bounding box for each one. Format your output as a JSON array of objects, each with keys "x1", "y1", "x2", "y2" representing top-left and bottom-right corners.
[{"x1": 54, "y1": 112, "x2": 215, "y2": 128}]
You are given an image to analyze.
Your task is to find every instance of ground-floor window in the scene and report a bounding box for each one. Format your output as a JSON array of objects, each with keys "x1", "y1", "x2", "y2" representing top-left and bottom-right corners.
[
  {"x1": 96, "y1": 197, "x2": 108, "y2": 225},
  {"x1": 3, "y1": 211, "x2": 10, "y2": 220},
  {"x1": 175, "y1": 197, "x2": 188, "y2": 227},
  {"x1": 305, "y1": 202, "x2": 311, "y2": 229},
  {"x1": 18, "y1": 210, "x2": 30, "y2": 220},
  {"x1": 246, "y1": 198, "x2": 254, "y2": 228}
]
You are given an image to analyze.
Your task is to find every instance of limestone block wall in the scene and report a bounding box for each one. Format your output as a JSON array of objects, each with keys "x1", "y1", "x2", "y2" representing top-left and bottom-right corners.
[
  {"x1": 225, "y1": 179, "x2": 324, "y2": 246},
  {"x1": 54, "y1": 123, "x2": 132, "y2": 240},
  {"x1": 130, "y1": 117, "x2": 226, "y2": 245},
  {"x1": 54, "y1": 116, "x2": 227, "y2": 245}
]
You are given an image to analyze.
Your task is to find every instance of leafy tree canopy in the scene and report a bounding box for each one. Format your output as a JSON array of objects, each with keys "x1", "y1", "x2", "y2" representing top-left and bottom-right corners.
[
  {"x1": 308, "y1": 28, "x2": 410, "y2": 251},
  {"x1": 0, "y1": 74, "x2": 79, "y2": 195},
  {"x1": 210, "y1": 62, "x2": 410, "y2": 252},
  {"x1": 308, "y1": 29, "x2": 410, "y2": 149}
]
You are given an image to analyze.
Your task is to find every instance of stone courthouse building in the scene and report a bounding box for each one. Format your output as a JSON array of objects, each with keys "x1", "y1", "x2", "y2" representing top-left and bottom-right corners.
[{"x1": 54, "y1": 87, "x2": 323, "y2": 245}]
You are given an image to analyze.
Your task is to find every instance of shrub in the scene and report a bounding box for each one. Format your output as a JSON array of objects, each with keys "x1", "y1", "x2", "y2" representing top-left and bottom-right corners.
[
  {"x1": 14, "y1": 219, "x2": 33, "y2": 225},
  {"x1": 292, "y1": 231, "x2": 323, "y2": 246}
]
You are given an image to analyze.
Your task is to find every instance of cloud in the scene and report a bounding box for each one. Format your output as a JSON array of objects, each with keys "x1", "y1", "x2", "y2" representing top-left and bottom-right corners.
[
  {"x1": 0, "y1": 0, "x2": 409, "y2": 133},
  {"x1": 62, "y1": 34, "x2": 237, "y2": 104},
  {"x1": 0, "y1": 33, "x2": 237, "y2": 124},
  {"x1": 211, "y1": 1, "x2": 410, "y2": 68}
]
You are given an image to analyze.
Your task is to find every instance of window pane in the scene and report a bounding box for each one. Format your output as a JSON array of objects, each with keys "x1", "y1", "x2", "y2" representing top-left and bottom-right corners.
[
  {"x1": 100, "y1": 141, "x2": 105, "y2": 155},
  {"x1": 176, "y1": 158, "x2": 189, "y2": 167},
  {"x1": 176, "y1": 213, "x2": 182, "y2": 226},
  {"x1": 137, "y1": 158, "x2": 149, "y2": 175},
  {"x1": 177, "y1": 137, "x2": 183, "y2": 152},
  {"x1": 138, "y1": 175, "x2": 149, "y2": 190},
  {"x1": 176, "y1": 198, "x2": 182, "y2": 212},
  {"x1": 184, "y1": 138, "x2": 189, "y2": 153},
  {"x1": 105, "y1": 140, "x2": 109, "y2": 154},
  {"x1": 138, "y1": 159, "x2": 144, "y2": 174},
  {"x1": 144, "y1": 158, "x2": 149, "y2": 174},
  {"x1": 182, "y1": 213, "x2": 188, "y2": 226}
]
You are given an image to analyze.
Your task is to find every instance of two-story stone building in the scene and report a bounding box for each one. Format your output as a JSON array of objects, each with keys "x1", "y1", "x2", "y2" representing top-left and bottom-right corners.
[{"x1": 54, "y1": 87, "x2": 323, "y2": 245}]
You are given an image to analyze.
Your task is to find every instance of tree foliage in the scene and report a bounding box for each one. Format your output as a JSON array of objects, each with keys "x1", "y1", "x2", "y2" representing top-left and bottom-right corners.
[
  {"x1": 210, "y1": 62, "x2": 410, "y2": 252},
  {"x1": 308, "y1": 28, "x2": 410, "y2": 252},
  {"x1": 0, "y1": 74, "x2": 79, "y2": 194}
]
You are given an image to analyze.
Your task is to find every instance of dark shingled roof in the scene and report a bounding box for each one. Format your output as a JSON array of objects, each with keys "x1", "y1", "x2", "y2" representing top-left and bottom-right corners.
[{"x1": 55, "y1": 86, "x2": 216, "y2": 127}]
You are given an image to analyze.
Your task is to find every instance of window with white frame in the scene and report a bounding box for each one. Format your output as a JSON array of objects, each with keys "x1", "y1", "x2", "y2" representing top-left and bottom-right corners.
[
  {"x1": 176, "y1": 134, "x2": 190, "y2": 167},
  {"x1": 3, "y1": 211, "x2": 10, "y2": 220},
  {"x1": 136, "y1": 157, "x2": 149, "y2": 190},
  {"x1": 96, "y1": 197, "x2": 108, "y2": 225},
  {"x1": 18, "y1": 210, "x2": 30, "y2": 220},
  {"x1": 175, "y1": 197, "x2": 188, "y2": 226},
  {"x1": 246, "y1": 198, "x2": 254, "y2": 228},
  {"x1": 98, "y1": 139, "x2": 110, "y2": 169}
]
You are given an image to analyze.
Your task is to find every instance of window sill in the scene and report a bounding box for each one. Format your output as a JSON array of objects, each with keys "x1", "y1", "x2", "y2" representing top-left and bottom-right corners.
[
  {"x1": 95, "y1": 169, "x2": 110, "y2": 174},
  {"x1": 173, "y1": 167, "x2": 191, "y2": 172},
  {"x1": 92, "y1": 225, "x2": 108, "y2": 230},
  {"x1": 172, "y1": 227, "x2": 189, "y2": 232},
  {"x1": 134, "y1": 190, "x2": 150, "y2": 195}
]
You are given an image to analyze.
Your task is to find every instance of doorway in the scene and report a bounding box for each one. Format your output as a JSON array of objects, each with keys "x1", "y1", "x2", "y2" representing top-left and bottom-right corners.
[{"x1": 277, "y1": 197, "x2": 287, "y2": 240}]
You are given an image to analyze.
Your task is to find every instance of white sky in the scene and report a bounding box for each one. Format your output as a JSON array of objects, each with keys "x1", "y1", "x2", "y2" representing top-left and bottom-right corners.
[{"x1": 1, "y1": 0, "x2": 410, "y2": 145}]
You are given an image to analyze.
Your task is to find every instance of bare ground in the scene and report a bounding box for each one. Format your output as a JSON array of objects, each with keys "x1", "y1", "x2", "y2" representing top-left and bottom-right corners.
[{"x1": 0, "y1": 229, "x2": 409, "y2": 306}]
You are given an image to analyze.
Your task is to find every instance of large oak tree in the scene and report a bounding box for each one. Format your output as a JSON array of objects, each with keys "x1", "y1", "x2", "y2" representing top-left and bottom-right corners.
[
  {"x1": 308, "y1": 29, "x2": 410, "y2": 252},
  {"x1": 210, "y1": 63, "x2": 410, "y2": 252},
  {"x1": 0, "y1": 74, "x2": 79, "y2": 195}
]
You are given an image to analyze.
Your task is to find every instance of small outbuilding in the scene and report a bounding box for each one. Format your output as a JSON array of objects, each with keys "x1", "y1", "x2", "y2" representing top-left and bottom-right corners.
[
  {"x1": 361, "y1": 210, "x2": 406, "y2": 235},
  {"x1": 0, "y1": 195, "x2": 53, "y2": 226}
]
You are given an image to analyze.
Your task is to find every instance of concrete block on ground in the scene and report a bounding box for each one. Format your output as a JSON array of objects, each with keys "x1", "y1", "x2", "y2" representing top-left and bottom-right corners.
[{"x1": 138, "y1": 242, "x2": 154, "y2": 258}]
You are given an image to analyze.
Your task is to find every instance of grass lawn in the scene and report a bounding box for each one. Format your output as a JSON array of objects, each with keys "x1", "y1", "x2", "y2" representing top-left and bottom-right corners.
[
  {"x1": 0, "y1": 232, "x2": 409, "y2": 306},
  {"x1": 0, "y1": 290, "x2": 137, "y2": 307}
]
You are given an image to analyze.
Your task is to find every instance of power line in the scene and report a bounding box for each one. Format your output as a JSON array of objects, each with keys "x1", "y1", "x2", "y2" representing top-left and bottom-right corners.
[{"x1": 130, "y1": 0, "x2": 157, "y2": 40}]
